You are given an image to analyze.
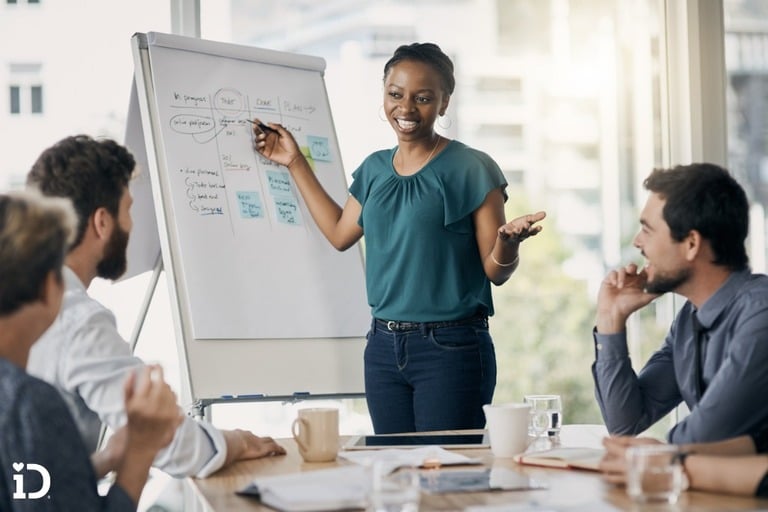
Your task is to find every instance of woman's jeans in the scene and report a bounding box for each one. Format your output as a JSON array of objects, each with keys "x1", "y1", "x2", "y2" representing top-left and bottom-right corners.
[{"x1": 364, "y1": 316, "x2": 496, "y2": 434}]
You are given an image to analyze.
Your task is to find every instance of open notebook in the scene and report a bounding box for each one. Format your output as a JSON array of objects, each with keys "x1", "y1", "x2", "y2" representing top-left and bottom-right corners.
[{"x1": 513, "y1": 447, "x2": 604, "y2": 471}]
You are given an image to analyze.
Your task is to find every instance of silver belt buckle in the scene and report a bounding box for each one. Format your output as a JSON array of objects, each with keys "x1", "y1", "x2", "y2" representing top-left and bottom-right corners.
[{"x1": 386, "y1": 320, "x2": 396, "y2": 331}]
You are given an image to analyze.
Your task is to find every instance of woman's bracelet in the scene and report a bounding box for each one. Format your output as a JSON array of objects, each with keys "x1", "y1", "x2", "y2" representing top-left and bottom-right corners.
[{"x1": 491, "y1": 253, "x2": 519, "y2": 268}]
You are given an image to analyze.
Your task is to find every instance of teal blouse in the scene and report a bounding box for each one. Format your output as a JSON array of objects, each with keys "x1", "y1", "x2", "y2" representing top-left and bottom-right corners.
[{"x1": 349, "y1": 140, "x2": 507, "y2": 322}]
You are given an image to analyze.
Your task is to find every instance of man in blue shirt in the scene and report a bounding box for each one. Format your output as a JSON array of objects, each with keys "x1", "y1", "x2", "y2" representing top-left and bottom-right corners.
[{"x1": 593, "y1": 163, "x2": 768, "y2": 443}]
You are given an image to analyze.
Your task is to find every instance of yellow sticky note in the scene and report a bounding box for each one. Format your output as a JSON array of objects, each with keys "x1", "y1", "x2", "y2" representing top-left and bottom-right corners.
[{"x1": 300, "y1": 146, "x2": 316, "y2": 172}]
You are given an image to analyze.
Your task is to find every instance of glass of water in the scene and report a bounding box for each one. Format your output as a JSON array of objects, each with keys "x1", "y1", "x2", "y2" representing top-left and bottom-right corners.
[
  {"x1": 523, "y1": 394, "x2": 562, "y2": 438},
  {"x1": 369, "y1": 463, "x2": 420, "y2": 512},
  {"x1": 626, "y1": 445, "x2": 684, "y2": 504}
]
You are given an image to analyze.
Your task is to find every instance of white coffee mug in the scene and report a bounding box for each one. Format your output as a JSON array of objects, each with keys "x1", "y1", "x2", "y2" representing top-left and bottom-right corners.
[
  {"x1": 291, "y1": 407, "x2": 339, "y2": 462},
  {"x1": 483, "y1": 403, "x2": 531, "y2": 458}
]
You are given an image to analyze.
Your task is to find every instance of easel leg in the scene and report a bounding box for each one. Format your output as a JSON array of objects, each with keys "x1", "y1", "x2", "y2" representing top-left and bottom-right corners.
[
  {"x1": 129, "y1": 252, "x2": 163, "y2": 353},
  {"x1": 98, "y1": 253, "x2": 163, "y2": 450}
]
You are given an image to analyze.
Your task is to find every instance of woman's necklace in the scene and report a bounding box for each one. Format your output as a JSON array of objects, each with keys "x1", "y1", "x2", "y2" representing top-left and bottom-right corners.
[{"x1": 395, "y1": 135, "x2": 441, "y2": 175}]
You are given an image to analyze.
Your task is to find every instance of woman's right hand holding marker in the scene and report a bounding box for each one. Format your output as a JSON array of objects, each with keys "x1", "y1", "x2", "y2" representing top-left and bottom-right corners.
[{"x1": 252, "y1": 119, "x2": 303, "y2": 170}]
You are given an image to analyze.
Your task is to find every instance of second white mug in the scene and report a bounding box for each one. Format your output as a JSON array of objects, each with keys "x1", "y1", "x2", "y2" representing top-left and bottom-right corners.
[{"x1": 483, "y1": 403, "x2": 531, "y2": 458}]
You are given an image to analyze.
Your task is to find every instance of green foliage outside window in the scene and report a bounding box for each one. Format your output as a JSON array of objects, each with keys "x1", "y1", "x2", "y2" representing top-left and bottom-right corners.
[{"x1": 491, "y1": 189, "x2": 673, "y2": 432}]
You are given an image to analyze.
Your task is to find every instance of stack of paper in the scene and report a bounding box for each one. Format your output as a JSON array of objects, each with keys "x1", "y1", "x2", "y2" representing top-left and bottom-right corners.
[{"x1": 238, "y1": 466, "x2": 369, "y2": 512}]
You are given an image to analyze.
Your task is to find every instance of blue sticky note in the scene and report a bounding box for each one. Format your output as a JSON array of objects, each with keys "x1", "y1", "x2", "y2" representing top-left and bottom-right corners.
[
  {"x1": 266, "y1": 171, "x2": 293, "y2": 195},
  {"x1": 307, "y1": 135, "x2": 332, "y2": 162},
  {"x1": 273, "y1": 195, "x2": 302, "y2": 226},
  {"x1": 236, "y1": 191, "x2": 263, "y2": 219}
]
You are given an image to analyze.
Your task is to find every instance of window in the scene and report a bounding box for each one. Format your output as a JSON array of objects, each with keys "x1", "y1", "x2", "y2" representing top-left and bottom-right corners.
[
  {"x1": 193, "y1": 0, "x2": 667, "y2": 434},
  {"x1": 7, "y1": 63, "x2": 43, "y2": 115},
  {"x1": 30, "y1": 85, "x2": 42, "y2": 113},
  {"x1": 5, "y1": 0, "x2": 41, "y2": 5},
  {"x1": 0, "y1": 3, "x2": 171, "y2": 201},
  {"x1": 0, "y1": 0, "x2": 723, "y2": 440},
  {"x1": 724, "y1": 0, "x2": 768, "y2": 272},
  {"x1": 6, "y1": 84, "x2": 43, "y2": 114},
  {"x1": 9, "y1": 86, "x2": 20, "y2": 114}
]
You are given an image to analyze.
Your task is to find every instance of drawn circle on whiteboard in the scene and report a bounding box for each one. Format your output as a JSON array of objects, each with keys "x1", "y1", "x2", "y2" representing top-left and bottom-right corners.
[
  {"x1": 169, "y1": 114, "x2": 215, "y2": 135},
  {"x1": 213, "y1": 88, "x2": 245, "y2": 116}
]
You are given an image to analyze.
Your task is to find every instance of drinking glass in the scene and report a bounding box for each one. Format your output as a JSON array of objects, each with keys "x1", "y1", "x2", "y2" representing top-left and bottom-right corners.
[
  {"x1": 626, "y1": 445, "x2": 684, "y2": 504},
  {"x1": 369, "y1": 462, "x2": 420, "y2": 512},
  {"x1": 523, "y1": 394, "x2": 562, "y2": 438}
]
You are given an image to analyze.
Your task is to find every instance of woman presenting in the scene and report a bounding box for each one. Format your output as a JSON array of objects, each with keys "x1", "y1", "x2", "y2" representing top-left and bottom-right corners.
[{"x1": 253, "y1": 42, "x2": 545, "y2": 434}]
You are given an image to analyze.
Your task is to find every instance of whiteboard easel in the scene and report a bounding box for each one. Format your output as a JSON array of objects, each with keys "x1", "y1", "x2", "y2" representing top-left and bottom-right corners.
[{"x1": 129, "y1": 32, "x2": 369, "y2": 418}]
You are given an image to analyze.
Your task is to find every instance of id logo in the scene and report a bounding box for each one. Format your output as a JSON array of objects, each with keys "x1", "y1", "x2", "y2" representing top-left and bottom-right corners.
[{"x1": 12, "y1": 462, "x2": 50, "y2": 499}]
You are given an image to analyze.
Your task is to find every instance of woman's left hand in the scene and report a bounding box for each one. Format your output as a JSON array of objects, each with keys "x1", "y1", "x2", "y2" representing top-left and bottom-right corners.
[{"x1": 498, "y1": 210, "x2": 546, "y2": 245}]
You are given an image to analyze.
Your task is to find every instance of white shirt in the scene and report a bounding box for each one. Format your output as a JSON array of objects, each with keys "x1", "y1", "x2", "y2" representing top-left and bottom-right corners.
[{"x1": 28, "y1": 266, "x2": 227, "y2": 478}]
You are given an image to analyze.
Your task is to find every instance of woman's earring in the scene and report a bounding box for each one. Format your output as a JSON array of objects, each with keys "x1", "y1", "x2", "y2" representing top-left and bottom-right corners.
[
  {"x1": 378, "y1": 105, "x2": 387, "y2": 122},
  {"x1": 438, "y1": 114, "x2": 452, "y2": 129}
]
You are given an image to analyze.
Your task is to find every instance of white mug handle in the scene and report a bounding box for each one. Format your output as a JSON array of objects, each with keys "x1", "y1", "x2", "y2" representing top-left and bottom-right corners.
[{"x1": 291, "y1": 417, "x2": 309, "y2": 452}]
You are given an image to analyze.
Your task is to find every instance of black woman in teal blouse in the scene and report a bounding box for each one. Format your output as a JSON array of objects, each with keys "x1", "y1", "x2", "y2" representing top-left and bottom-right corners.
[{"x1": 253, "y1": 42, "x2": 546, "y2": 434}]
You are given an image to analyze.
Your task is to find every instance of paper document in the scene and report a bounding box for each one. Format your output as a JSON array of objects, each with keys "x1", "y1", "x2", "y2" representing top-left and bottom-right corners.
[
  {"x1": 340, "y1": 445, "x2": 482, "y2": 474},
  {"x1": 237, "y1": 466, "x2": 369, "y2": 512},
  {"x1": 465, "y1": 505, "x2": 559, "y2": 512}
]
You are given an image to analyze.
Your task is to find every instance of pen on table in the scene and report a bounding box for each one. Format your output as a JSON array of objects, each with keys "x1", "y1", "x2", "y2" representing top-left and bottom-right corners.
[{"x1": 248, "y1": 119, "x2": 280, "y2": 135}]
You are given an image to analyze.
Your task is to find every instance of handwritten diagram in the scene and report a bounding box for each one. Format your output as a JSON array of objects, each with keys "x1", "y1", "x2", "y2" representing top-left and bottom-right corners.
[
  {"x1": 182, "y1": 170, "x2": 225, "y2": 216},
  {"x1": 164, "y1": 87, "x2": 329, "y2": 229}
]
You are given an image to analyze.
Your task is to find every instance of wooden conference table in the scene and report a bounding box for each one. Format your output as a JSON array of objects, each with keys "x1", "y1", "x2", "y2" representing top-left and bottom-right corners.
[{"x1": 182, "y1": 426, "x2": 768, "y2": 511}]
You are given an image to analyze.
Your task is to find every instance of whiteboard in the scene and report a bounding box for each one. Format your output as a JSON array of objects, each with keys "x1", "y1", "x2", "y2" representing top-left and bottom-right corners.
[{"x1": 131, "y1": 32, "x2": 368, "y2": 399}]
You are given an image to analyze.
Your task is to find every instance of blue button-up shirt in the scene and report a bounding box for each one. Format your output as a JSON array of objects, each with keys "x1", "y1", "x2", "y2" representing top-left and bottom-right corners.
[{"x1": 592, "y1": 270, "x2": 768, "y2": 443}]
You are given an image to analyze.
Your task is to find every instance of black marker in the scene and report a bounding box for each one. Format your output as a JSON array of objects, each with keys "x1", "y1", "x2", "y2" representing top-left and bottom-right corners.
[{"x1": 249, "y1": 119, "x2": 279, "y2": 135}]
